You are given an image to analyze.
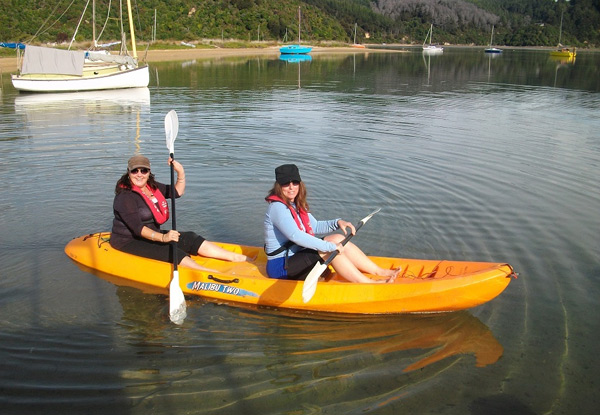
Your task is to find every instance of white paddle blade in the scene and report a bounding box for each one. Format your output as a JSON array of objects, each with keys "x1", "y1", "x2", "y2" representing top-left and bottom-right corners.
[
  {"x1": 164, "y1": 110, "x2": 179, "y2": 154},
  {"x1": 361, "y1": 208, "x2": 381, "y2": 225},
  {"x1": 169, "y1": 271, "x2": 187, "y2": 325},
  {"x1": 302, "y1": 262, "x2": 328, "y2": 303}
]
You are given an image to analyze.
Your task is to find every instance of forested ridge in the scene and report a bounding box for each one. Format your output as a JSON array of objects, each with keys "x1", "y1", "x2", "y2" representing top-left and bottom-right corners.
[{"x1": 1, "y1": 0, "x2": 598, "y2": 48}]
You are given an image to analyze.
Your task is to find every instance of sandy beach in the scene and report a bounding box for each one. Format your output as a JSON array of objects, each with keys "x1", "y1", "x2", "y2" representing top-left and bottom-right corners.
[{"x1": 0, "y1": 46, "x2": 398, "y2": 73}]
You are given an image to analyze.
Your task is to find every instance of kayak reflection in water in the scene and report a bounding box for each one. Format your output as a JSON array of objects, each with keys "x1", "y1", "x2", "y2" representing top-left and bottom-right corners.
[
  {"x1": 264, "y1": 164, "x2": 401, "y2": 283},
  {"x1": 110, "y1": 155, "x2": 248, "y2": 271}
]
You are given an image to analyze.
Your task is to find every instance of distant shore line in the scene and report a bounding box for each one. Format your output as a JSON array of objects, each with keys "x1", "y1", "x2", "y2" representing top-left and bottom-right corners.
[
  {"x1": 0, "y1": 46, "x2": 394, "y2": 72},
  {"x1": 1, "y1": 44, "x2": 593, "y2": 73}
]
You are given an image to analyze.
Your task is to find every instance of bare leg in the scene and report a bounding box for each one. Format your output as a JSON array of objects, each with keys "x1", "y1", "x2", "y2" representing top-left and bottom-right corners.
[
  {"x1": 323, "y1": 234, "x2": 400, "y2": 283},
  {"x1": 198, "y1": 240, "x2": 248, "y2": 262},
  {"x1": 180, "y1": 256, "x2": 219, "y2": 272}
]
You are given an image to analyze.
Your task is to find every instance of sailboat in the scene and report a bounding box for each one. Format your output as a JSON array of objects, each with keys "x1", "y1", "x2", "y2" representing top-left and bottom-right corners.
[
  {"x1": 549, "y1": 6, "x2": 576, "y2": 58},
  {"x1": 484, "y1": 25, "x2": 502, "y2": 54},
  {"x1": 422, "y1": 24, "x2": 443, "y2": 54},
  {"x1": 351, "y1": 23, "x2": 365, "y2": 48},
  {"x1": 280, "y1": 6, "x2": 312, "y2": 55},
  {"x1": 11, "y1": 0, "x2": 149, "y2": 93}
]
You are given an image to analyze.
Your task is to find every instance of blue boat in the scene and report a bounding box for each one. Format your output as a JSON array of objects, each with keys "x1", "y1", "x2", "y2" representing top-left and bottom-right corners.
[
  {"x1": 280, "y1": 6, "x2": 311, "y2": 55},
  {"x1": 0, "y1": 42, "x2": 25, "y2": 49},
  {"x1": 280, "y1": 45, "x2": 312, "y2": 55},
  {"x1": 484, "y1": 26, "x2": 502, "y2": 54}
]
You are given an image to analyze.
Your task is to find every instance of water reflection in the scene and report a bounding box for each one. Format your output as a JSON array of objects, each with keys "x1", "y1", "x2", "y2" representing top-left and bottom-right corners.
[
  {"x1": 95, "y1": 279, "x2": 506, "y2": 413},
  {"x1": 14, "y1": 87, "x2": 150, "y2": 112},
  {"x1": 13, "y1": 87, "x2": 151, "y2": 151},
  {"x1": 2, "y1": 49, "x2": 599, "y2": 415},
  {"x1": 549, "y1": 55, "x2": 576, "y2": 88},
  {"x1": 279, "y1": 54, "x2": 312, "y2": 63},
  {"x1": 89, "y1": 263, "x2": 505, "y2": 374}
]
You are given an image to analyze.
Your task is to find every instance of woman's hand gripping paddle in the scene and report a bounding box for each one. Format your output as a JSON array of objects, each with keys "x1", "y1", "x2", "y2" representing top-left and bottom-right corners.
[
  {"x1": 302, "y1": 208, "x2": 381, "y2": 303},
  {"x1": 165, "y1": 110, "x2": 186, "y2": 325}
]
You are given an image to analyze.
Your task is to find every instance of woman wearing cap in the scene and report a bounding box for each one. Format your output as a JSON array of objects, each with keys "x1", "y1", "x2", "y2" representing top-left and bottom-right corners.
[
  {"x1": 111, "y1": 155, "x2": 248, "y2": 270},
  {"x1": 264, "y1": 164, "x2": 399, "y2": 283}
]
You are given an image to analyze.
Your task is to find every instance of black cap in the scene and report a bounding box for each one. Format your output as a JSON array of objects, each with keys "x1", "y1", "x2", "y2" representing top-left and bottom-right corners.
[{"x1": 275, "y1": 164, "x2": 302, "y2": 185}]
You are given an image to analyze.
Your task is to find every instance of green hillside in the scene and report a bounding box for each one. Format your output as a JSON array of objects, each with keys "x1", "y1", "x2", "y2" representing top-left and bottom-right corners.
[{"x1": 1, "y1": 0, "x2": 598, "y2": 48}]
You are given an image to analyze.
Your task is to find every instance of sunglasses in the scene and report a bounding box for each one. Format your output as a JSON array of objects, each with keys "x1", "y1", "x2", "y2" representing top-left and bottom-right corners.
[
  {"x1": 130, "y1": 168, "x2": 150, "y2": 174},
  {"x1": 282, "y1": 181, "x2": 300, "y2": 187}
]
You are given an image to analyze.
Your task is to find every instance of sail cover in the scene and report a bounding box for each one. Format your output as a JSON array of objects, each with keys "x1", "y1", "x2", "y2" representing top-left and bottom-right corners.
[{"x1": 21, "y1": 46, "x2": 85, "y2": 76}]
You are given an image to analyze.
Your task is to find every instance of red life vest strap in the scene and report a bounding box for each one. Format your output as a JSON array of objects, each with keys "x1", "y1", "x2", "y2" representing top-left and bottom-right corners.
[
  {"x1": 130, "y1": 185, "x2": 170, "y2": 225},
  {"x1": 266, "y1": 195, "x2": 314, "y2": 235}
]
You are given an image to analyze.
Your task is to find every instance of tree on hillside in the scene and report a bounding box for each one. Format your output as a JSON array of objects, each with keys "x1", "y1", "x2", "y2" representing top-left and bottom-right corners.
[{"x1": 372, "y1": 0, "x2": 501, "y2": 30}]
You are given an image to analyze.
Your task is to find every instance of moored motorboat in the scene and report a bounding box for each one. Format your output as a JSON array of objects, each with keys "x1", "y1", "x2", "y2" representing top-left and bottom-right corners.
[{"x1": 65, "y1": 233, "x2": 516, "y2": 315}]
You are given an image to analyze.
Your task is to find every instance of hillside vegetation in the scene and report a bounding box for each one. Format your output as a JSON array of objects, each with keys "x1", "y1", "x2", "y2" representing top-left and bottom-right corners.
[{"x1": 1, "y1": 0, "x2": 598, "y2": 48}]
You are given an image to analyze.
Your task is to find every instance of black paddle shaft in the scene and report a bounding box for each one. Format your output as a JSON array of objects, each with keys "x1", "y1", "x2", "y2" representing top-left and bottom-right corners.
[
  {"x1": 170, "y1": 152, "x2": 177, "y2": 271},
  {"x1": 323, "y1": 219, "x2": 366, "y2": 267}
]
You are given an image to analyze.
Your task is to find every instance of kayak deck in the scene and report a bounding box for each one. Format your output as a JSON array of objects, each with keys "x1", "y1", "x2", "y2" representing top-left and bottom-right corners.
[{"x1": 65, "y1": 233, "x2": 515, "y2": 314}]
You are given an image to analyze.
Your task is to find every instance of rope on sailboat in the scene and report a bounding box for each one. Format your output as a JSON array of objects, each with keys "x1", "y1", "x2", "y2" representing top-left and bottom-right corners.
[
  {"x1": 69, "y1": 0, "x2": 92, "y2": 50},
  {"x1": 96, "y1": 0, "x2": 114, "y2": 45},
  {"x1": 28, "y1": 0, "x2": 77, "y2": 44}
]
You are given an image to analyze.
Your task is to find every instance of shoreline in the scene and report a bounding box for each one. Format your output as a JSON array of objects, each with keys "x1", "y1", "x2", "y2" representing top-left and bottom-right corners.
[
  {"x1": 1, "y1": 44, "x2": 593, "y2": 73},
  {"x1": 0, "y1": 46, "x2": 397, "y2": 73}
]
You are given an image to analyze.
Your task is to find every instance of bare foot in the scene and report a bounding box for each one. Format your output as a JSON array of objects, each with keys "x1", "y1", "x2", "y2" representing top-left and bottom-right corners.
[
  {"x1": 231, "y1": 253, "x2": 249, "y2": 262},
  {"x1": 386, "y1": 267, "x2": 401, "y2": 283},
  {"x1": 375, "y1": 267, "x2": 401, "y2": 278}
]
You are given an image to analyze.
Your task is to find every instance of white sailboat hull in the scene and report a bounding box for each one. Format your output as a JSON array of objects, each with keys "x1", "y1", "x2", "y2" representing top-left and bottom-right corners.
[
  {"x1": 12, "y1": 65, "x2": 149, "y2": 93},
  {"x1": 422, "y1": 24, "x2": 443, "y2": 55},
  {"x1": 423, "y1": 46, "x2": 443, "y2": 54}
]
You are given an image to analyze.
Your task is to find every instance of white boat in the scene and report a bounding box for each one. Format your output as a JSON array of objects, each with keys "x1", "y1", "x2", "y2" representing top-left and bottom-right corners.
[
  {"x1": 11, "y1": 0, "x2": 149, "y2": 93},
  {"x1": 422, "y1": 24, "x2": 443, "y2": 55},
  {"x1": 484, "y1": 25, "x2": 502, "y2": 54}
]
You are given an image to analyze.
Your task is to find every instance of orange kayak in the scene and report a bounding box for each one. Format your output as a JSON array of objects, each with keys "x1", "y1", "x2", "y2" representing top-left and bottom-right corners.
[{"x1": 65, "y1": 232, "x2": 515, "y2": 314}]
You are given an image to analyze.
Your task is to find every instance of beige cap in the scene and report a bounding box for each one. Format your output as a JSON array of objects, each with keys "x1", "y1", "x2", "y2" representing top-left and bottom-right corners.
[{"x1": 127, "y1": 155, "x2": 151, "y2": 171}]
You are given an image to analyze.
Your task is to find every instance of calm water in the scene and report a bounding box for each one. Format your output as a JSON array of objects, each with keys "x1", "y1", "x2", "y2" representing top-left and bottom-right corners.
[{"x1": 1, "y1": 48, "x2": 599, "y2": 414}]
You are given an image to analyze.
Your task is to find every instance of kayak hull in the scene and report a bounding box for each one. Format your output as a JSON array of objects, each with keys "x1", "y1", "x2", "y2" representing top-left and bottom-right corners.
[{"x1": 65, "y1": 233, "x2": 515, "y2": 314}]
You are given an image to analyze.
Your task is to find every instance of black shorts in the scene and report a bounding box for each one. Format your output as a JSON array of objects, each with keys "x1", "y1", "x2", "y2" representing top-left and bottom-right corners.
[
  {"x1": 116, "y1": 231, "x2": 205, "y2": 264},
  {"x1": 286, "y1": 249, "x2": 323, "y2": 280}
]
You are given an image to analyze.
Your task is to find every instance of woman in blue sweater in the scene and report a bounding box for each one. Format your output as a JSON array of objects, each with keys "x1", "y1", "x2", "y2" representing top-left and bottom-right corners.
[{"x1": 264, "y1": 164, "x2": 399, "y2": 282}]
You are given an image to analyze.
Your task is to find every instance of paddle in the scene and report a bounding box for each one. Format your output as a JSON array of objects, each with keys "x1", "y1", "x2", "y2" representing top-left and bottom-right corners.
[
  {"x1": 302, "y1": 208, "x2": 381, "y2": 303},
  {"x1": 165, "y1": 110, "x2": 186, "y2": 325}
]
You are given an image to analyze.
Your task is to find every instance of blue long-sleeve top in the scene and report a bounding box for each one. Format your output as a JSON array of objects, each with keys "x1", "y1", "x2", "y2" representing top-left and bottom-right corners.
[{"x1": 264, "y1": 201, "x2": 340, "y2": 258}]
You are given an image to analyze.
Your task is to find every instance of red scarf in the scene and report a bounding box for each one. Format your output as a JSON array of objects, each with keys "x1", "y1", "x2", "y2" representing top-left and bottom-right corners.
[
  {"x1": 130, "y1": 185, "x2": 170, "y2": 225},
  {"x1": 266, "y1": 195, "x2": 314, "y2": 235}
]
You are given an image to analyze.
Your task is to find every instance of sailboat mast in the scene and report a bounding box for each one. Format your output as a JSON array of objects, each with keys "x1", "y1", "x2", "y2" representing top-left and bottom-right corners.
[
  {"x1": 126, "y1": 0, "x2": 138, "y2": 59},
  {"x1": 92, "y1": 0, "x2": 97, "y2": 47},
  {"x1": 558, "y1": 9, "x2": 564, "y2": 45},
  {"x1": 298, "y1": 6, "x2": 301, "y2": 44}
]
